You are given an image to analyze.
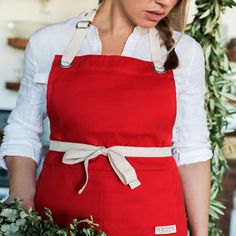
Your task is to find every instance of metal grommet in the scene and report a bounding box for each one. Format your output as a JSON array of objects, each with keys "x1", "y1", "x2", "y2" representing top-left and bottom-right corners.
[
  {"x1": 58, "y1": 59, "x2": 73, "y2": 69},
  {"x1": 152, "y1": 65, "x2": 166, "y2": 74},
  {"x1": 76, "y1": 20, "x2": 91, "y2": 29}
]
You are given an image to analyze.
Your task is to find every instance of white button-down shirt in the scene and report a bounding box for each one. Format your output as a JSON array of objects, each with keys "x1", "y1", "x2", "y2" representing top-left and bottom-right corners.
[{"x1": 0, "y1": 11, "x2": 213, "y2": 169}]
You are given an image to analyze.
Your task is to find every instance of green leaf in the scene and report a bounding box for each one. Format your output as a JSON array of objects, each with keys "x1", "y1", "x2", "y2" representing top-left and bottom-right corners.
[{"x1": 199, "y1": 9, "x2": 211, "y2": 19}]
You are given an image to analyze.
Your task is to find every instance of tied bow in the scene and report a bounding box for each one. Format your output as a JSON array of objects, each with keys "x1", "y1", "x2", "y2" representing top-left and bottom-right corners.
[{"x1": 62, "y1": 146, "x2": 142, "y2": 194}]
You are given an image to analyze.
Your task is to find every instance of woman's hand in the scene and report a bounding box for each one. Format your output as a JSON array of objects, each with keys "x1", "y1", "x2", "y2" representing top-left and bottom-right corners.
[
  {"x1": 4, "y1": 190, "x2": 35, "y2": 212},
  {"x1": 4, "y1": 156, "x2": 37, "y2": 212}
]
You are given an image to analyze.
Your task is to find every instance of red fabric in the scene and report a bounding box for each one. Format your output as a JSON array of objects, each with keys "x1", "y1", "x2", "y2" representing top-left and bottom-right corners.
[{"x1": 35, "y1": 54, "x2": 187, "y2": 235}]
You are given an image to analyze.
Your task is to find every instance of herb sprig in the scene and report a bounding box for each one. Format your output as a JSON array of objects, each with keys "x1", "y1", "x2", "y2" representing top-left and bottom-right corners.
[{"x1": 0, "y1": 199, "x2": 106, "y2": 236}]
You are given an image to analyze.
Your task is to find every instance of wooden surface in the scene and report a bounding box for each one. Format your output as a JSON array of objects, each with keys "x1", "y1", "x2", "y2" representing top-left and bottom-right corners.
[
  {"x1": 5, "y1": 81, "x2": 20, "y2": 91},
  {"x1": 227, "y1": 50, "x2": 236, "y2": 62},
  {"x1": 7, "y1": 37, "x2": 28, "y2": 50},
  {"x1": 218, "y1": 133, "x2": 236, "y2": 235},
  {"x1": 219, "y1": 166, "x2": 236, "y2": 236}
]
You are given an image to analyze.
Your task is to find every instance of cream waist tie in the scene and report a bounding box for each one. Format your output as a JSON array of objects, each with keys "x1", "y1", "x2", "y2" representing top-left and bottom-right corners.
[{"x1": 49, "y1": 140, "x2": 173, "y2": 194}]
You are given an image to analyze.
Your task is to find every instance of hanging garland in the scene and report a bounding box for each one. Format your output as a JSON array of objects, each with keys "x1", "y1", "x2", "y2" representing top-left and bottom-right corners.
[{"x1": 187, "y1": 0, "x2": 236, "y2": 235}]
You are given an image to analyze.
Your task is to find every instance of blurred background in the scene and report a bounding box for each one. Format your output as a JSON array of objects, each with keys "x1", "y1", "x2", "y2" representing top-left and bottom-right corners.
[{"x1": 0, "y1": 0, "x2": 236, "y2": 235}]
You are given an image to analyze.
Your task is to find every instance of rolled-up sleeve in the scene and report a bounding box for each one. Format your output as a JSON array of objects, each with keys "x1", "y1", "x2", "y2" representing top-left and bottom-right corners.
[
  {"x1": 0, "y1": 40, "x2": 47, "y2": 170},
  {"x1": 171, "y1": 39, "x2": 213, "y2": 166}
]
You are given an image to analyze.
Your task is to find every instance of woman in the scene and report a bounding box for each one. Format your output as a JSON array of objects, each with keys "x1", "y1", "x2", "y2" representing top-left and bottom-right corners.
[{"x1": 0, "y1": 0, "x2": 213, "y2": 235}]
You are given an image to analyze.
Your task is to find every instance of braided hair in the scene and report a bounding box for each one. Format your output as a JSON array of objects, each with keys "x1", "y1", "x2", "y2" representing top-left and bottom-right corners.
[
  {"x1": 157, "y1": 0, "x2": 189, "y2": 70},
  {"x1": 156, "y1": 17, "x2": 179, "y2": 70}
]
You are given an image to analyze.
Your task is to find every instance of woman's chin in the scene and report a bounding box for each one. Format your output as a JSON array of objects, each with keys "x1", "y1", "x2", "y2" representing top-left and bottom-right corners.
[
  {"x1": 138, "y1": 21, "x2": 161, "y2": 29},
  {"x1": 135, "y1": 15, "x2": 165, "y2": 28}
]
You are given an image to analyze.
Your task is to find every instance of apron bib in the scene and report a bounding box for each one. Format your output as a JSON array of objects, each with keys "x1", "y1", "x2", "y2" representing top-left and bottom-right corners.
[{"x1": 35, "y1": 7, "x2": 188, "y2": 236}]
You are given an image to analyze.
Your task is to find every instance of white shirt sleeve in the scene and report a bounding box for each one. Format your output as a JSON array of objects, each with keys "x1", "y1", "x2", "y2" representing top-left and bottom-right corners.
[
  {"x1": 0, "y1": 40, "x2": 47, "y2": 170},
  {"x1": 171, "y1": 38, "x2": 213, "y2": 166},
  {"x1": 0, "y1": 13, "x2": 92, "y2": 170}
]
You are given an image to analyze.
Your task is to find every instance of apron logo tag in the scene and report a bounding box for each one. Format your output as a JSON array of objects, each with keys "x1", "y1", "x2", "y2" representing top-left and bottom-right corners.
[{"x1": 155, "y1": 225, "x2": 177, "y2": 234}]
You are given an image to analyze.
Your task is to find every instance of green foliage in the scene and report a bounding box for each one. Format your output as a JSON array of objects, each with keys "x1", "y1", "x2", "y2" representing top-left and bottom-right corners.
[
  {"x1": 0, "y1": 199, "x2": 106, "y2": 236},
  {"x1": 187, "y1": 0, "x2": 236, "y2": 235}
]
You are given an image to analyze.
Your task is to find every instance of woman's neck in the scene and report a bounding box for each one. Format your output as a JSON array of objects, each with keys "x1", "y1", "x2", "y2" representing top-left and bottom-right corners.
[{"x1": 91, "y1": 0, "x2": 135, "y2": 36}]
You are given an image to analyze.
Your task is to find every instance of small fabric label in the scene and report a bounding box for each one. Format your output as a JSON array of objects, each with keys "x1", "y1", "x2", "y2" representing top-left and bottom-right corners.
[{"x1": 155, "y1": 225, "x2": 177, "y2": 234}]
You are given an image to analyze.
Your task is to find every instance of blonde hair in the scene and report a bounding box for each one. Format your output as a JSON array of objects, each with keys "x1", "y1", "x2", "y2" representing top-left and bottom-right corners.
[
  {"x1": 157, "y1": 0, "x2": 190, "y2": 69},
  {"x1": 168, "y1": 0, "x2": 190, "y2": 32}
]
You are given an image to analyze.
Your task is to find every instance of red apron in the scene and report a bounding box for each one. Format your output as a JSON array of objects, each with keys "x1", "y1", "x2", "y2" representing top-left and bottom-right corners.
[{"x1": 35, "y1": 7, "x2": 188, "y2": 236}]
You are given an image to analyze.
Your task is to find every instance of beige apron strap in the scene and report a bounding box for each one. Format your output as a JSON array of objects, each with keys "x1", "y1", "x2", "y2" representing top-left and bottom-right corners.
[
  {"x1": 148, "y1": 28, "x2": 165, "y2": 73},
  {"x1": 59, "y1": 4, "x2": 183, "y2": 73},
  {"x1": 60, "y1": 5, "x2": 99, "y2": 68}
]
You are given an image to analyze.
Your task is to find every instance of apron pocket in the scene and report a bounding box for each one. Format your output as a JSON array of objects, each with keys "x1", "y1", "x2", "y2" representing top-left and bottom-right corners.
[{"x1": 101, "y1": 158, "x2": 177, "y2": 235}]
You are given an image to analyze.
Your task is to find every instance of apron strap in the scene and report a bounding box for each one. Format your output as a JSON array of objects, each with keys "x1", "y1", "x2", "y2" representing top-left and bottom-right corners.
[
  {"x1": 148, "y1": 28, "x2": 165, "y2": 73},
  {"x1": 59, "y1": 7, "x2": 98, "y2": 68},
  {"x1": 60, "y1": 5, "x2": 165, "y2": 72}
]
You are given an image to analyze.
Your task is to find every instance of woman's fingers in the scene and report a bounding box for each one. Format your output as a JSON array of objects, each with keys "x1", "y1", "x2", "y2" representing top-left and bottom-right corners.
[{"x1": 3, "y1": 194, "x2": 35, "y2": 212}]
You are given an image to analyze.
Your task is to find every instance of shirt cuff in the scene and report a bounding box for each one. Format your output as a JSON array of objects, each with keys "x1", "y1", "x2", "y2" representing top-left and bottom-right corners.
[
  {"x1": 171, "y1": 147, "x2": 213, "y2": 166},
  {"x1": 0, "y1": 143, "x2": 42, "y2": 170}
]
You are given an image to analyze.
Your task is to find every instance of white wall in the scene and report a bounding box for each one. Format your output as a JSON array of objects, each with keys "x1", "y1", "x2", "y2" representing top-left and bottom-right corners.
[
  {"x1": 0, "y1": 0, "x2": 236, "y2": 110},
  {"x1": 0, "y1": 0, "x2": 97, "y2": 110}
]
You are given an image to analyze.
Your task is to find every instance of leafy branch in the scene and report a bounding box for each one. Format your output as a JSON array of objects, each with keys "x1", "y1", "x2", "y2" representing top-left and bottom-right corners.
[
  {"x1": 0, "y1": 199, "x2": 106, "y2": 236},
  {"x1": 187, "y1": 0, "x2": 236, "y2": 235}
]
